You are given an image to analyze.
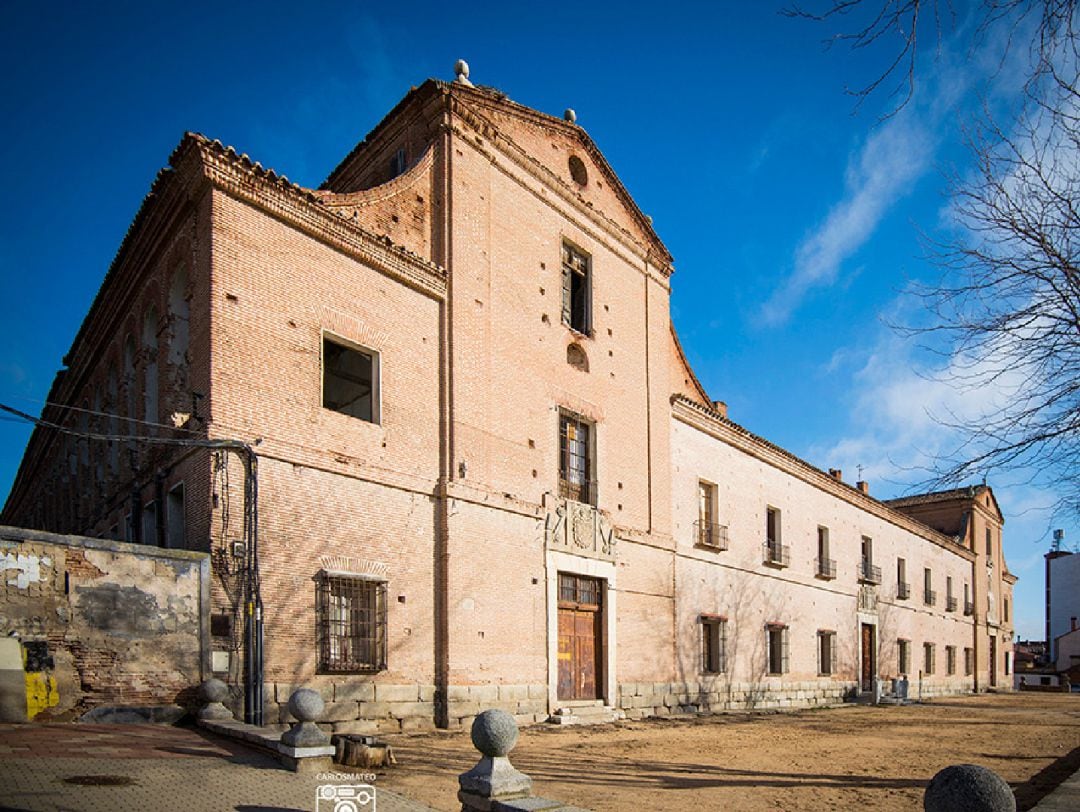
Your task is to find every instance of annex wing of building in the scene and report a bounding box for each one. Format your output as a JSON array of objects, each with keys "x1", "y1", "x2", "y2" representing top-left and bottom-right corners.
[{"x1": 2, "y1": 69, "x2": 1017, "y2": 730}]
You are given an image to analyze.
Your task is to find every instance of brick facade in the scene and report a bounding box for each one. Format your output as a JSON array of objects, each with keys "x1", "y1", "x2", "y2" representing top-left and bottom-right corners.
[{"x1": 2, "y1": 72, "x2": 1015, "y2": 729}]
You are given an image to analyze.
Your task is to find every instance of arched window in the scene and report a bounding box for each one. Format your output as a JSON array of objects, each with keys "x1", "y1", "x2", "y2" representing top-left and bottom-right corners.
[{"x1": 143, "y1": 308, "x2": 159, "y2": 427}]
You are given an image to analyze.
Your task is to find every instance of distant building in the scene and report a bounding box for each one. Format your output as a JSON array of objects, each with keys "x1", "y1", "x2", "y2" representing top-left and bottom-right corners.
[
  {"x1": 1, "y1": 65, "x2": 1017, "y2": 727},
  {"x1": 1047, "y1": 549, "x2": 1080, "y2": 661}
]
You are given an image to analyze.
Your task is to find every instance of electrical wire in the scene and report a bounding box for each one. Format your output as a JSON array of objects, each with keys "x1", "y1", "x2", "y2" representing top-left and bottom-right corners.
[{"x1": 0, "y1": 392, "x2": 204, "y2": 435}]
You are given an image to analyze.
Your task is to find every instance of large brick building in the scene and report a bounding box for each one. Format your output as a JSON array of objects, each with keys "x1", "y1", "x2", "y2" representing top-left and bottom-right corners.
[{"x1": 2, "y1": 65, "x2": 1016, "y2": 730}]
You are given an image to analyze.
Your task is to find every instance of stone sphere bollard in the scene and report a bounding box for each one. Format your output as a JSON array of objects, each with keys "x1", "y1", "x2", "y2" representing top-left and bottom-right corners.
[
  {"x1": 197, "y1": 678, "x2": 234, "y2": 721},
  {"x1": 925, "y1": 764, "x2": 1016, "y2": 812},
  {"x1": 471, "y1": 708, "x2": 519, "y2": 757},
  {"x1": 280, "y1": 688, "x2": 330, "y2": 748}
]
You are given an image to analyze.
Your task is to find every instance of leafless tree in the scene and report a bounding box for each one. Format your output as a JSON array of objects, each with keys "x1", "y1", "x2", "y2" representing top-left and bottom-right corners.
[{"x1": 787, "y1": 1, "x2": 1079, "y2": 514}]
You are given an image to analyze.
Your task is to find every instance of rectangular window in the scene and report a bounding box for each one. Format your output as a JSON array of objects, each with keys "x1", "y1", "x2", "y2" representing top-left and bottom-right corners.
[
  {"x1": 696, "y1": 481, "x2": 725, "y2": 549},
  {"x1": 142, "y1": 501, "x2": 158, "y2": 547},
  {"x1": 964, "y1": 582, "x2": 973, "y2": 615},
  {"x1": 1004, "y1": 597, "x2": 1010, "y2": 623},
  {"x1": 561, "y1": 242, "x2": 591, "y2": 334},
  {"x1": 764, "y1": 507, "x2": 788, "y2": 566},
  {"x1": 898, "y1": 639, "x2": 911, "y2": 675},
  {"x1": 166, "y1": 483, "x2": 185, "y2": 550},
  {"x1": 816, "y1": 527, "x2": 835, "y2": 578},
  {"x1": 924, "y1": 642, "x2": 936, "y2": 675},
  {"x1": 818, "y1": 630, "x2": 837, "y2": 676},
  {"x1": 701, "y1": 616, "x2": 727, "y2": 674},
  {"x1": 964, "y1": 647, "x2": 974, "y2": 676},
  {"x1": 897, "y1": 558, "x2": 910, "y2": 599},
  {"x1": 946, "y1": 645, "x2": 957, "y2": 675},
  {"x1": 1005, "y1": 652, "x2": 1011, "y2": 675},
  {"x1": 946, "y1": 576, "x2": 957, "y2": 612},
  {"x1": 859, "y1": 536, "x2": 880, "y2": 583},
  {"x1": 322, "y1": 335, "x2": 379, "y2": 423},
  {"x1": 924, "y1": 568, "x2": 936, "y2": 605},
  {"x1": 559, "y1": 412, "x2": 594, "y2": 505},
  {"x1": 986, "y1": 527, "x2": 992, "y2": 558},
  {"x1": 389, "y1": 147, "x2": 407, "y2": 178},
  {"x1": 767, "y1": 624, "x2": 789, "y2": 675},
  {"x1": 316, "y1": 572, "x2": 387, "y2": 673}
]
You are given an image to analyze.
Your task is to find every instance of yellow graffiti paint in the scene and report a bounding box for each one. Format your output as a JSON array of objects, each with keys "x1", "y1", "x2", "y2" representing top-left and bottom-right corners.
[{"x1": 25, "y1": 672, "x2": 58, "y2": 719}]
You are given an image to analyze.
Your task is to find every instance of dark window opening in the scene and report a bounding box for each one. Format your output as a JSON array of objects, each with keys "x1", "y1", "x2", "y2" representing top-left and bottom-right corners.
[
  {"x1": 818, "y1": 631, "x2": 836, "y2": 676},
  {"x1": 559, "y1": 412, "x2": 594, "y2": 505},
  {"x1": 323, "y1": 337, "x2": 378, "y2": 423},
  {"x1": 167, "y1": 483, "x2": 185, "y2": 549},
  {"x1": 701, "y1": 616, "x2": 727, "y2": 674},
  {"x1": 767, "y1": 624, "x2": 789, "y2": 675},
  {"x1": 561, "y1": 243, "x2": 591, "y2": 334}
]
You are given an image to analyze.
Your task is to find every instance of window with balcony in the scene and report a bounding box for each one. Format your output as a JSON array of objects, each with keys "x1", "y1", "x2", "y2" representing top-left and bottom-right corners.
[
  {"x1": 315, "y1": 572, "x2": 387, "y2": 674},
  {"x1": 701, "y1": 615, "x2": 727, "y2": 674},
  {"x1": 946, "y1": 576, "x2": 957, "y2": 612},
  {"x1": 816, "y1": 526, "x2": 836, "y2": 579},
  {"x1": 897, "y1": 557, "x2": 910, "y2": 599},
  {"x1": 818, "y1": 630, "x2": 837, "y2": 676},
  {"x1": 559, "y1": 412, "x2": 594, "y2": 505},
  {"x1": 964, "y1": 582, "x2": 974, "y2": 616},
  {"x1": 924, "y1": 567, "x2": 936, "y2": 606},
  {"x1": 763, "y1": 506, "x2": 789, "y2": 567},
  {"x1": 695, "y1": 481, "x2": 727, "y2": 550},
  {"x1": 859, "y1": 536, "x2": 880, "y2": 583},
  {"x1": 561, "y1": 242, "x2": 592, "y2": 335},
  {"x1": 767, "y1": 624, "x2": 789, "y2": 675}
]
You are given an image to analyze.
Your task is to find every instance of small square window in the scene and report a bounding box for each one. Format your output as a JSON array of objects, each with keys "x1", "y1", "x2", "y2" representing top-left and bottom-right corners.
[
  {"x1": 323, "y1": 336, "x2": 379, "y2": 423},
  {"x1": 316, "y1": 572, "x2": 387, "y2": 673},
  {"x1": 701, "y1": 616, "x2": 727, "y2": 674}
]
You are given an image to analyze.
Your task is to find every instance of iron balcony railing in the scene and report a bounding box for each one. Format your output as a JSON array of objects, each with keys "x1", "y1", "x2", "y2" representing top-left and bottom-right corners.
[
  {"x1": 897, "y1": 581, "x2": 911, "y2": 600},
  {"x1": 858, "y1": 561, "x2": 882, "y2": 584},
  {"x1": 924, "y1": 589, "x2": 937, "y2": 606},
  {"x1": 693, "y1": 520, "x2": 729, "y2": 551},
  {"x1": 946, "y1": 596, "x2": 958, "y2": 612},
  {"x1": 964, "y1": 601, "x2": 975, "y2": 616},
  {"x1": 815, "y1": 557, "x2": 837, "y2": 579},
  {"x1": 763, "y1": 541, "x2": 790, "y2": 568},
  {"x1": 558, "y1": 477, "x2": 598, "y2": 506}
]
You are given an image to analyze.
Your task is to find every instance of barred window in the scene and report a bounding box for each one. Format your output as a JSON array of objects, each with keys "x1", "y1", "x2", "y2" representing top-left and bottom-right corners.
[
  {"x1": 898, "y1": 639, "x2": 911, "y2": 675},
  {"x1": 924, "y1": 642, "x2": 936, "y2": 675},
  {"x1": 767, "y1": 624, "x2": 789, "y2": 675},
  {"x1": 316, "y1": 573, "x2": 387, "y2": 673},
  {"x1": 818, "y1": 630, "x2": 837, "y2": 676},
  {"x1": 701, "y1": 615, "x2": 727, "y2": 674},
  {"x1": 964, "y1": 647, "x2": 974, "y2": 676},
  {"x1": 946, "y1": 645, "x2": 957, "y2": 675},
  {"x1": 559, "y1": 411, "x2": 594, "y2": 505}
]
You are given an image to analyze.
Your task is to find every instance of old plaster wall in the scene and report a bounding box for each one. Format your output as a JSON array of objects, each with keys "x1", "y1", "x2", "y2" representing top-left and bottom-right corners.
[{"x1": 0, "y1": 525, "x2": 209, "y2": 719}]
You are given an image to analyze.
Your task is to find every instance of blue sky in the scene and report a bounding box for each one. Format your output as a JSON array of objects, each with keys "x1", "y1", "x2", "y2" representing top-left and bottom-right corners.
[{"x1": 0, "y1": 1, "x2": 1073, "y2": 641}]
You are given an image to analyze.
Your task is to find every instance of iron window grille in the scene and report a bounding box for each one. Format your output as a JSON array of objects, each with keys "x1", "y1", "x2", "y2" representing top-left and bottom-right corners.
[
  {"x1": 924, "y1": 642, "x2": 936, "y2": 675},
  {"x1": 946, "y1": 646, "x2": 957, "y2": 675},
  {"x1": 558, "y1": 412, "x2": 595, "y2": 505},
  {"x1": 964, "y1": 601, "x2": 975, "y2": 616},
  {"x1": 924, "y1": 589, "x2": 937, "y2": 606},
  {"x1": 898, "y1": 639, "x2": 911, "y2": 675},
  {"x1": 946, "y1": 596, "x2": 958, "y2": 612},
  {"x1": 964, "y1": 647, "x2": 974, "y2": 676},
  {"x1": 767, "y1": 624, "x2": 789, "y2": 675},
  {"x1": 315, "y1": 572, "x2": 387, "y2": 674},
  {"x1": 897, "y1": 581, "x2": 911, "y2": 600},
  {"x1": 818, "y1": 630, "x2": 837, "y2": 675},
  {"x1": 701, "y1": 615, "x2": 728, "y2": 674}
]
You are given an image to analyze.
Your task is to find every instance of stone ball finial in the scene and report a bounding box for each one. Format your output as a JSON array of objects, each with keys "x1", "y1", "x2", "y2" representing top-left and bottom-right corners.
[
  {"x1": 564, "y1": 108, "x2": 577, "y2": 124},
  {"x1": 288, "y1": 688, "x2": 324, "y2": 723},
  {"x1": 455, "y1": 59, "x2": 473, "y2": 86},
  {"x1": 470, "y1": 708, "x2": 519, "y2": 757},
  {"x1": 201, "y1": 678, "x2": 228, "y2": 704},
  {"x1": 924, "y1": 764, "x2": 1016, "y2": 812}
]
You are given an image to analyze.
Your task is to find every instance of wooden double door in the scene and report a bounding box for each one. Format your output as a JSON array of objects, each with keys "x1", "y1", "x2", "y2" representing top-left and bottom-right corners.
[
  {"x1": 557, "y1": 573, "x2": 604, "y2": 701},
  {"x1": 860, "y1": 623, "x2": 876, "y2": 692}
]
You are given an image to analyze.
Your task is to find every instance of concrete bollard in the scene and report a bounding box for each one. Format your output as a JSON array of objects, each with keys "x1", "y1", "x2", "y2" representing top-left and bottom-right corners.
[{"x1": 924, "y1": 764, "x2": 1016, "y2": 812}]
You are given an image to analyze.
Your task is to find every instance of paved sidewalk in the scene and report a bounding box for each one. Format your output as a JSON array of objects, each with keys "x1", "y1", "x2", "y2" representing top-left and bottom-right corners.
[
  {"x1": 0, "y1": 723, "x2": 433, "y2": 812},
  {"x1": 1031, "y1": 764, "x2": 1080, "y2": 811}
]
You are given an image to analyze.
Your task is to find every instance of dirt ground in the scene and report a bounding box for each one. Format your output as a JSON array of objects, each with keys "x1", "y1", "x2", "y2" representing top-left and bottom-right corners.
[{"x1": 377, "y1": 693, "x2": 1080, "y2": 811}]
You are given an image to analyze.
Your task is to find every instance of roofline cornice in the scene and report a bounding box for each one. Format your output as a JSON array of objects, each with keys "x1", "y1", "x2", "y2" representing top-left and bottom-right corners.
[
  {"x1": 188, "y1": 135, "x2": 446, "y2": 300},
  {"x1": 670, "y1": 395, "x2": 976, "y2": 560}
]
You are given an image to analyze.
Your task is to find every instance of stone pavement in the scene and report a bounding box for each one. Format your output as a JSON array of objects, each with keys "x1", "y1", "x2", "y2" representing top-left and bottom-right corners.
[
  {"x1": 0, "y1": 723, "x2": 433, "y2": 812},
  {"x1": 1031, "y1": 762, "x2": 1080, "y2": 811}
]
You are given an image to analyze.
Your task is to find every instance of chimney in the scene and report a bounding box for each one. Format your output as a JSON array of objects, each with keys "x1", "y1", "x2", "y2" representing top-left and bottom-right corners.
[
  {"x1": 857, "y1": 481, "x2": 870, "y2": 495},
  {"x1": 828, "y1": 469, "x2": 843, "y2": 481},
  {"x1": 711, "y1": 400, "x2": 728, "y2": 420}
]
